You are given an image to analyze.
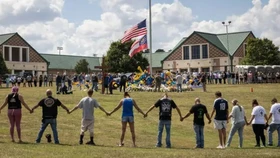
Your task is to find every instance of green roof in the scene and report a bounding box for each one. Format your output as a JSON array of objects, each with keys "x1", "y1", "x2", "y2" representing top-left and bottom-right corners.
[
  {"x1": 163, "y1": 31, "x2": 254, "y2": 61},
  {"x1": 41, "y1": 54, "x2": 101, "y2": 70},
  {"x1": 196, "y1": 31, "x2": 252, "y2": 56},
  {"x1": 143, "y1": 51, "x2": 171, "y2": 68},
  {"x1": 217, "y1": 32, "x2": 251, "y2": 55},
  {"x1": 0, "y1": 33, "x2": 16, "y2": 45}
]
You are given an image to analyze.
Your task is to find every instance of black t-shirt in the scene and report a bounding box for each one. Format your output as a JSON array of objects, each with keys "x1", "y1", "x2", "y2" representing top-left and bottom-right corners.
[
  {"x1": 155, "y1": 98, "x2": 177, "y2": 120},
  {"x1": 8, "y1": 93, "x2": 21, "y2": 109},
  {"x1": 38, "y1": 96, "x2": 62, "y2": 119},
  {"x1": 92, "y1": 76, "x2": 98, "y2": 82},
  {"x1": 190, "y1": 104, "x2": 207, "y2": 125},
  {"x1": 155, "y1": 76, "x2": 161, "y2": 83},
  {"x1": 201, "y1": 74, "x2": 206, "y2": 83},
  {"x1": 213, "y1": 98, "x2": 228, "y2": 120},
  {"x1": 120, "y1": 75, "x2": 127, "y2": 83}
]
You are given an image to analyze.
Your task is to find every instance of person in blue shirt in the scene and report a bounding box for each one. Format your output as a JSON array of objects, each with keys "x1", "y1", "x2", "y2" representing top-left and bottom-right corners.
[
  {"x1": 210, "y1": 91, "x2": 229, "y2": 149},
  {"x1": 109, "y1": 92, "x2": 146, "y2": 147}
]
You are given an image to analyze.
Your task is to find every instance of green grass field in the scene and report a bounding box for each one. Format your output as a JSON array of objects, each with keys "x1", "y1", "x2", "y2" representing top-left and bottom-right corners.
[{"x1": 0, "y1": 84, "x2": 280, "y2": 158}]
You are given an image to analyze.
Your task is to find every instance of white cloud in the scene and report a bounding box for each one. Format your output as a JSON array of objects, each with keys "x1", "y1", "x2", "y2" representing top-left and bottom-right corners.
[
  {"x1": 0, "y1": 0, "x2": 64, "y2": 25},
  {"x1": 0, "y1": 0, "x2": 280, "y2": 58}
]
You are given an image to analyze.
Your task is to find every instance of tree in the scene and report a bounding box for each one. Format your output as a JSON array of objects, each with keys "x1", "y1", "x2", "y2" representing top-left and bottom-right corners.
[
  {"x1": 106, "y1": 40, "x2": 149, "y2": 73},
  {"x1": 155, "y1": 49, "x2": 165, "y2": 52},
  {"x1": 0, "y1": 52, "x2": 8, "y2": 75},
  {"x1": 143, "y1": 49, "x2": 150, "y2": 53},
  {"x1": 74, "y1": 59, "x2": 89, "y2": 74},
  {"x1": 241, "y1": 38, "x2": 280, "y2": 65}
]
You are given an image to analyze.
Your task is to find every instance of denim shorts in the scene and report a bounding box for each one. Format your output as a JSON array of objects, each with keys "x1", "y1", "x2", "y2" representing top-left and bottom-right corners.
[{"x1": 122, "y1": 116, "x2": 134, "y2": 122}]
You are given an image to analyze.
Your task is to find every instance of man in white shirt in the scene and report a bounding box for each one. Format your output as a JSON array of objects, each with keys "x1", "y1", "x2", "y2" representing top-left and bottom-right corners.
[
  {"x1": 176, "y1": 73, "x2": 183, "y2": 92},
  {"x1": 69, "y1": 89, "x2": 109, "y2": 145},
  {"x1": 267, "y1": 98, "x2": 280, "y2": 147}
]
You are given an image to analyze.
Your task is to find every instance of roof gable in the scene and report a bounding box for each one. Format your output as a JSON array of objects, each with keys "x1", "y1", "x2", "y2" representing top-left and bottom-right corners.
[
  {"x1": 162, "y1": 31, "x2": 254, "y2": 62},
  {"x1": 0, "y1": 33, "x2": 16, "y2": 45},
  {"x1": 195, "y1": 32, "x2": 228, "y2": 53},
  {"x1": 41, "y1": 54, "x2": 101, "y2": 70},
  {"x1": 217, "y1": 31, "x2": 251, "y2": 56}
]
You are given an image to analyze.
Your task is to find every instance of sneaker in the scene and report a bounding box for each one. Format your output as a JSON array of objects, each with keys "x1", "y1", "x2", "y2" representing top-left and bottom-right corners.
[
  {"x1": 118, "y1": 143, "x2": 124, "y2": 147},
  {"x1": 86, "y1": 141, "x2": 96, "y2": 145},
  {"x1": 255, "y1": 144, "x2": 260, "y2": 147},
  {"x1": 79, "y1": 140, "x2": 83, "y2": 145},
  {"x1": 45, "y1": 134, "x2": 52, "y2": 143},
  {"x1": 267, "y1": 144, "x2": 273, "y2": 146},
  {"x1": 155, "y1": 144, "x2": 162, "y2": 147},
  {"x1": 216, "y1": 145, "x2": 223, "y2": 149}
]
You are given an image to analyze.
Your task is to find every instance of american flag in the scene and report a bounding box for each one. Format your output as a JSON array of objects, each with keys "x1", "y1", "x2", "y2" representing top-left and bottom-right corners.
[{"x1": 121, "y1": 19, "x2": 147, "y2": 43}]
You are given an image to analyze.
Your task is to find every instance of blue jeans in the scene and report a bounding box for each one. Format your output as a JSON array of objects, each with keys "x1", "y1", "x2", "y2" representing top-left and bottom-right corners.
[
  {"x1": 92, "y1": 82, "x2": 98, "y2": 91},
  {"x1": 268, "y1": 123, "x2": 280, "y2": 146},
  {"x1": 194, "y1": 124, "x2": 204, "y2": 148},
  {"x1": 226, "y1": 121, "x2": 245, "y2": 147},
  {"x1": 177, "y1": 84, "x2": 182, "y2": 92},
  {"x1": 157, "y1": 120, "x2": 171, "y2": 147},
  {"x1": 36, "y1": 118, "x2": 59, "y2": 144}
]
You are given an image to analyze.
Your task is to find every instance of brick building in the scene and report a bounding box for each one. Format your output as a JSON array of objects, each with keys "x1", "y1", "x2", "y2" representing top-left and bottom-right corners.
[
  {"x1": 162, "y1": 31, "x2": 255, "y2": 72},
  {"x1": 0, "y1": 33, "x2": 48, "y2": 76}
]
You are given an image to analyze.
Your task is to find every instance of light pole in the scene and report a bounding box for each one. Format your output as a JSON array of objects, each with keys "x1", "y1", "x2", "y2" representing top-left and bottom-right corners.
[
  {"x1": 222, "y1": 21, "x2": 232, "y2": 72},
  {"x1": 57, "y1": 47, "x2": 63, "y2": 55}
]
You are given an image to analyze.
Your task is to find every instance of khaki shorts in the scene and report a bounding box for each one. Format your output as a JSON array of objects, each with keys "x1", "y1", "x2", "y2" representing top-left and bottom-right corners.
[
  {"x1": 214, "y1": 119, "x2": 227, "y2": 130},
  {"x1": 81, "y1": 119, "x2": 94, "y2": 133}
]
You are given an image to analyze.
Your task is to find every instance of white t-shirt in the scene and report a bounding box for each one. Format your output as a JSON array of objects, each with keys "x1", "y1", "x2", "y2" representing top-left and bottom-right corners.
[
  {"x1": 176, "y1": 75, "x2": 183, "y2": 84},
  {"x1": 270, "y1": 103, "x2": 280, "y2": 124},
  {"x1": 251, "y1": 105, "x2": 266, "y2": 124},
  {"x1": 230, "y1": 105, "x2": 245, "y2": 124},
  {"x1": 78, "y1": 97, "x2": 100, "y2": 120}
]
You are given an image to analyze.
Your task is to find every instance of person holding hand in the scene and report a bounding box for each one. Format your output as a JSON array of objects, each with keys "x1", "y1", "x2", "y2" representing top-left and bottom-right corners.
[
  {"x1": 32, "y1": 89, "x2": 69, "y2": 144},
  {"x1": 109, "y1": 92, "x2": 146, "y2": 147},
  {"x1": 0, "y1": 86, "x2": 32, "y2": 143},
  {"x1": 69, "y1": 89, "x2": 109, "y2": 145},
  {"x1": 182, "y1": 98, "x2": 211, "y2": 148},
  {"x1": 247, "y1": 99, "x2": 268, "y2": 147},
  {"x1": 146, "y1": 92, "x2": 183, "y2": 148}
]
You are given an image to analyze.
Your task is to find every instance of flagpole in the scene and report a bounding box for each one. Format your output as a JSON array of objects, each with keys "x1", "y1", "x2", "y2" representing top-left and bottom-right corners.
[{"x1": 149, "y1": 0, "x2": 153, "y2": 74}]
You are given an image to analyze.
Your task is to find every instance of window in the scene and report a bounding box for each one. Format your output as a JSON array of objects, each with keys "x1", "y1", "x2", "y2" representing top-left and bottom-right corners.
[
  {"x1": 4, "y1": 46, "x2": 9, "y2": 61},
  {"x1": 202, "y1": 44, "x2": 208, "y2": 58},
  {"x1": 22, "y1": 48, "x2": 27, "y2": 62},
  {"x1": 191, "y1": 45, "x2": 200, "y2": 59},
  {"x1": 12, "y1": 47, "x2": 20, "y2": 61},
  {"x1": 183, "y1": 46, "x2": 189, "y2": 60},
  {"x1": 3, "y1": 46, "x2": 29, "y2": 62}
]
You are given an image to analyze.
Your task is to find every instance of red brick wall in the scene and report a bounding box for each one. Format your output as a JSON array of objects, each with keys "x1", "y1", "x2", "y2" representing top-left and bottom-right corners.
[
  {"x1": 1, "y1": 34, "x2": 46, "y2": 63},
  {"x1": 165, "y1": 33, "x2": 227, "y2": 61},
  {"x1": 234, "y1": 33, "x2": 255, "y2": 57}
]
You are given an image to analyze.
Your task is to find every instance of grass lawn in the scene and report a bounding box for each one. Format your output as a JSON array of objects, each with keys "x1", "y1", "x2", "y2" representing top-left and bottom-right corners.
[{"x1": 0, "y1": 83, "x2": 280, "y2": 158}]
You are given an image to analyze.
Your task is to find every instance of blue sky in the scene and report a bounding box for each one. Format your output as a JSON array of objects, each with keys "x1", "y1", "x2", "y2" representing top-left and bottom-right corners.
[{"x1": 62, "y1": 0, "x2": 269, "y2": 25}]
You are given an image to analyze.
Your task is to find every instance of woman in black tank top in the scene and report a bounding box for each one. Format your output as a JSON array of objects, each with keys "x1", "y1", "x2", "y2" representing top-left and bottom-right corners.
[{"x1": 0, "y1": 86, "x2": 32, "y2": 143}]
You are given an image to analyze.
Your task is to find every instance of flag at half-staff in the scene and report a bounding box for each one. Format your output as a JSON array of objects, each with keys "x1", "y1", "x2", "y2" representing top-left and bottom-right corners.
[
  {"x1": 129, "y1": 35, "x2": 148, "y2": 58},
  {"x1": 121, "y1": 19, "x2": 147, "y2": 43}
]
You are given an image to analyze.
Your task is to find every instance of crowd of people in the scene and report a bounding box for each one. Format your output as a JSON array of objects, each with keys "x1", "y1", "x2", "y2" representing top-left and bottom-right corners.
[{"x1": 0, "y1": 86, "x2": 279, "y2": 149}]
